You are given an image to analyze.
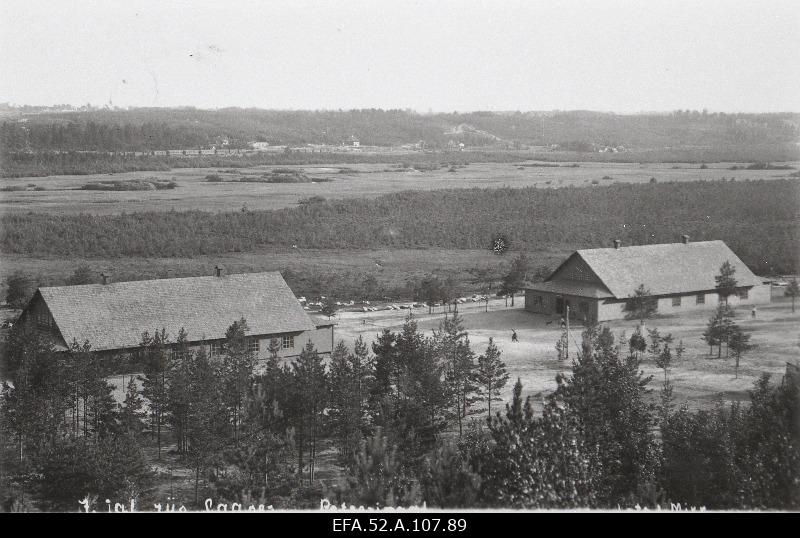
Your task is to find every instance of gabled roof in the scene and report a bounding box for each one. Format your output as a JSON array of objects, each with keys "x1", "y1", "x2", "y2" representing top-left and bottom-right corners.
[
  {"x1": 526, "y1": 280, "x2": 614, "y2": 299},
  {"x1": 547, "y1": 240, "x2": 762, "y2": 299},
  {"x1": 36, "y1": 272, "x2": 316, "y2": 352}
]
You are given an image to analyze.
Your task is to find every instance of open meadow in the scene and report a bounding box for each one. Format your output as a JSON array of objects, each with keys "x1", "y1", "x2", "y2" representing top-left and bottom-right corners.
[{"x1": 1, "y1": 160, "x2": 797, "y2": 215}]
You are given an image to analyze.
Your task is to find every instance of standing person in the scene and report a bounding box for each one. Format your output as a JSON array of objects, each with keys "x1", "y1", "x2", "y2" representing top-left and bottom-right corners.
[
  {"x1": 751, "y1": 306, "x2": 757, "y2": 319},
  {"x1": 511, "y1": 329, "x2": 518, "y2": 343}
]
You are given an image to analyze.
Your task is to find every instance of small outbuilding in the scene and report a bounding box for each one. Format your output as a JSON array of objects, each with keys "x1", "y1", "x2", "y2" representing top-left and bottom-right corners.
[{"x1": 524, "y1": 237, "x2": 770, "y2": 323}]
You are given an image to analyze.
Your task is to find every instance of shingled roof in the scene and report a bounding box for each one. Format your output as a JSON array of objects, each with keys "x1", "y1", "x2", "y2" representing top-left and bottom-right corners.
[
  {"x1": 548, "y1": 240, "x2": 762, "y2": 299},
  {"x1": 36, "y1": 272, "x2": 316, "y2": 352},
  {"x1": 526, "y1": 280, "x2": 614, "y2": 299}
]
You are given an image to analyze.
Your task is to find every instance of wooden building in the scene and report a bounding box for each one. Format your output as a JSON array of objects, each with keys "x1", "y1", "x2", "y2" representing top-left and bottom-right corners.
[
  {"x1": 524, "y1": 237, "x2": 770, "y2": 323},
  {"x1": 19, "y1": 270, "x2": 333, "y2": 362}
]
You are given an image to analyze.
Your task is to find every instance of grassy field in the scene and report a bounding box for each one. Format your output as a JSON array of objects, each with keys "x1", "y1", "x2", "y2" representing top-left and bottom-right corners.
[
  {"x1": 1, "y1": 160, "x2": 796, "y2": 215},
  {"x1": 0, "y1": 247, "x2": 571, "y2": 299}
]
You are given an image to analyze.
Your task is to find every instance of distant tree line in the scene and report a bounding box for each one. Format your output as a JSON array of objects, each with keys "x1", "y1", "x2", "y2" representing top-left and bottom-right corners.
[
  {"x1": 2, "y1": 180, "x2": 797, "y2": 274},
  {"x1": 0, "y1": 149, "x2": 527, "y2": 178},
  {"x1": 2, "y1": 108, "x2": 798, "y2": 152}
]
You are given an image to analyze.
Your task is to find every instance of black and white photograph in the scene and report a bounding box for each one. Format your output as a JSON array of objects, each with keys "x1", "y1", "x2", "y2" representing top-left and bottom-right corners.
[{"x1": 0, "y1": 0, "x2": 798, "y2": 520}]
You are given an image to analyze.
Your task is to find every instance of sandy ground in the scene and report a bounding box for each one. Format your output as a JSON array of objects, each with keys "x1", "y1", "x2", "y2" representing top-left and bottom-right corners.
[{"x1": 329, "y1": 294, "x2": 800, "y2": 413}]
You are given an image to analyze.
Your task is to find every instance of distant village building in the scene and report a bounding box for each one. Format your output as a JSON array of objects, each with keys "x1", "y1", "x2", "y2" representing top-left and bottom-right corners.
[
  {"x1": 524, "y1": 238, "x2": 770, "y2": 323},
  {"x1": 251, "y1": 141, "x2": 271, "y2": 151},
  {"x1": 19, "y1": 270, "x2": 333, "y2": 362}
]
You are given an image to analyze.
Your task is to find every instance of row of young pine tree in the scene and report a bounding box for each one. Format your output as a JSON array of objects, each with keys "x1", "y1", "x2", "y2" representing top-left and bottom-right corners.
[
  {"x1": 1, "y1": 312, "x2": 798, "y2": 511},
  {"x1": 2, "y1": 180, "x2": 798, "y2": 275}
]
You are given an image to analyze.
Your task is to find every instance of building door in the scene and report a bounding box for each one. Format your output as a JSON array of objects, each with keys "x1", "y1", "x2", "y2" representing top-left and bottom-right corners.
[
  {"x1": 555, "y1": 297, "x2": 565, "y2": 315},
  {"x1": 579, "y1": 301, "x2": 590, "y2": 321}
]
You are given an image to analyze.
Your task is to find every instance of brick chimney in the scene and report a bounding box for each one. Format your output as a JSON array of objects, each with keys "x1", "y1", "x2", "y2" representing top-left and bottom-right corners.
[
  {"x1": 100, "y1": 273, "x2": 110, "y2": 285},
  {"x1": 681, "y1": 234, "x2": 690, "y2": 244},
  {"x1": 613, "y1": 239, "x2": 622, "y2": 249}
]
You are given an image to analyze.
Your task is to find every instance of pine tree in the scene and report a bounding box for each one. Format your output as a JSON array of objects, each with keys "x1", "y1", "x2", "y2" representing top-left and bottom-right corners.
[
  {"x1": 337, "y1": 336, "x2": 375, "y2": 464},
  {"x1": 728, "y1": 327, "x2": 753, "y2": 379},
  {"x1": 715, "y1": 261, "x2": 738, "y2": 305},
  {"x1": 705, "y1": 304, "x2": 737, "y2": 358},
  {"x1": 184, "y1": 346, "x2": 228, "y2": 506},
  {"x1": 166, "y1": 328, "x2": 192, "y2": 453},
  {"x1": 647, "y1": 328, "x2": 662, "y2": 357},
  {"x1": 321, "y1": 297, "x2": 338, "y2": 319},
  {"x1": 655, "y1": 343, "x2": 672, "y2": 383},
  {"x1": 119, "y1": 377, "x2": 145, "y2": 437},
  {"x1": 549, "y1": 341, "x2": 659, "y2": 506},
  {"x1": 394, "y1": 315, "x2": 448, "y2": 460},
  {"x1": 71, "y1": 341, "x2": 117, "y2": 440},
  {"x1": 420, "y1": 442, "x2": 481, "y2": 508},
  {"x1": 338, "y1": 427, "x2": 418, "y2": 508},
  {"x1": 329, "y1": 340, "x2": 360, "y2": 465},
  {"x1": 475, "y1": 337, "x2": 509, "y2": 419},
  {"x1": 675, "y1": 339, "x2": 686, "y2": 361},
  {"x1": 479, "y1": 378, "x2": 600, "y2": 508},
  {"x1": 222, "y1": 318, "x2": 256, "y2": 445},
  {"x1": 499, "y1": 254, "x2": 528, "y2": 307},
  {"x1": 624, "y1": 284, "x2": 658, "y2": 322},
  {"x1": 138, "y1": 329, "x2": 170, "y2": 459},
  {"x1": 290, "y1": 341, "x2": 328, "y2": 482},
  {"x1": 253, "y1": 337, "x2": 288, "y2": 432},
  {"x1": 628, "y1": 327, "x2": 647, "y2": 358},
  {"x1": 434, "y1": 313, "x2": 480, "y2": 437},
  {"x1": 370, "y1": 329, "x2": 398, "y2": 426}
]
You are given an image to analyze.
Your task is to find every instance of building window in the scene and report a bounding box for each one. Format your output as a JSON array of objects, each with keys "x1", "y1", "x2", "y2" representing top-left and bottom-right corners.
[
  {"x1": 738, "y1": 288, "x2": 749, "y2": 300},
  {"x1": 248, "y1": 338, "x2": 260, "y2": 354},
  {"x1": 534, "y1": 295, "x2": 543, "y2": 307},
  {"x1": 672, "y1": 296, "x2": 681, "y2": 307},
  {"x1": 209, "y1": 341, "x2": 222, "y2": 357},
  {"x1": 696, "y1": 293, "x2": 705, "y2": 305},
  {"x1": 171, "y1": 346, "x2": 189, "y2": 361},
  {"x1": 35, "y1": 310, "x2": 51, "y2": 329},
  {"x1": 282, "y1": 335, "x2": 294, "y2": 350}
]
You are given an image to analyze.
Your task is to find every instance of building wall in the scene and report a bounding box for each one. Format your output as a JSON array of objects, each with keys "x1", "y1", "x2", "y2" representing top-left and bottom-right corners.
[
  {"x1": 167, "y1": 327, "x2": 335, "y2": 365},
  {"x1": 255, "y1": 326, "x2": 334, "y2": 360},
  {"x1": 549, "y1": 254, "x2": 602, "y2": 284},
  {"x1": 524, "y1": 289, "x2": 599, "y2": 323},
  {"x1": 596, "y1": 285, "x2": 771, "y2": 322},
  {"x1": 20, "y1": 295, "x2": 64, "y2": 345}
]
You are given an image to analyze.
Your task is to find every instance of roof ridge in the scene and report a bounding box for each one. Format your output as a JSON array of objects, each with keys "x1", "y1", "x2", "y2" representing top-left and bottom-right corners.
[
  {"x1": 39, "y1": 270, "x2": 284, "y2": 291},
  {"x1": 577, "y1": 240, "x2": 722, "y2": 253}
]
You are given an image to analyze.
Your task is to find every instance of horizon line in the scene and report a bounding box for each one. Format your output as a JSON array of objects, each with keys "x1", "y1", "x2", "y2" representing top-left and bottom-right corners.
[{"x1": 3, "y1": 103, "x2": 799, "y2": 116}]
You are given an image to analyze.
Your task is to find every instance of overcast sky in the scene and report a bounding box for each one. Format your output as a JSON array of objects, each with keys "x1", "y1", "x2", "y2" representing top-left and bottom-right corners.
[{"x1": 1, "y1": 0, "x2": 798, "y2": 112}]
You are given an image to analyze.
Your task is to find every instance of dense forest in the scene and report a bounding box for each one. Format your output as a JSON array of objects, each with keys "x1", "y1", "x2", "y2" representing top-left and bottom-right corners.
[
  {"x1": 1, "y1": 179, "x2": 797, "y2": 274},
  {"x1": 2, "y1": 107, "x2": 798, "y2": 151},
  {"x1": 2, "y1": 313, "x2": 797, "y2": 510}
]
